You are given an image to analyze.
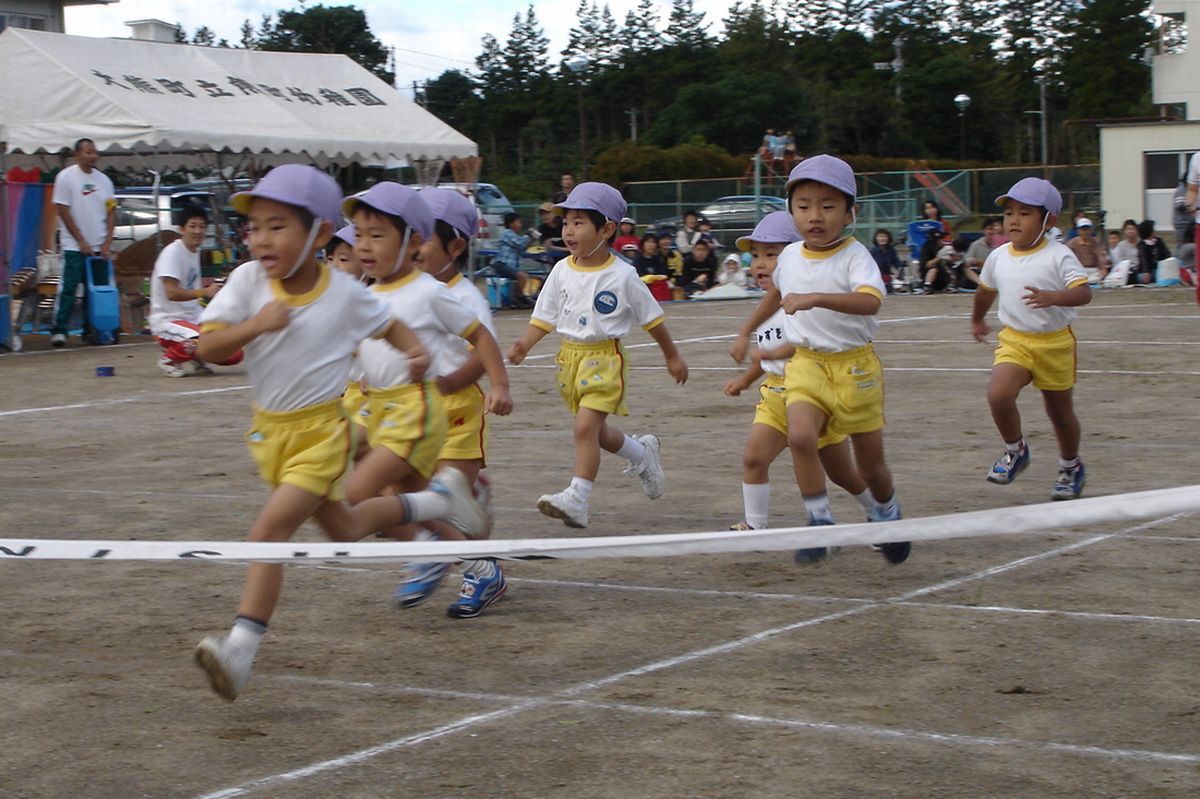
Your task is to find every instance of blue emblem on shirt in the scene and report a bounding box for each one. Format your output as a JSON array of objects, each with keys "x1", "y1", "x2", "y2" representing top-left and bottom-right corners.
[{"x1": 594, "y1": 290, "x2": 618, "y2": 315}]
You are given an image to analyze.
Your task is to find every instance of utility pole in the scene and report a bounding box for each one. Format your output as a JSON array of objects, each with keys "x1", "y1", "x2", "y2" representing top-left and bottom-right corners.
[{"x1": 625, "y1": 108, "x2": 638, "y2": 142}]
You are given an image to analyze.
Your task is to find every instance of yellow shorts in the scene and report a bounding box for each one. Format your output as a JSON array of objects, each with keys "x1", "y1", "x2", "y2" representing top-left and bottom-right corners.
[
  {"x1": 754, "y1": 373, "x2": 847, "y2": 448},
  {"x1": 342, "y1": 381, "x2": 367, "y2": 428},
  {"x1": 994, "y1": 326, "x2": 1077, "y2": 391},
  {"x1": 439, "y1": 383, "x2": 488, "y2": 465},
  {"x1": 246, "y1": 398, "x2": 353, "y2": 501},
  {"x1": 555, "y1": 339, "x2": 629, "y2": 416},
  {"x1": 784, "y1": 344, "x2": 885, "y2": 437},
  {"x1": 365, "y1": 382, "x2": 447, "y2": 479}
]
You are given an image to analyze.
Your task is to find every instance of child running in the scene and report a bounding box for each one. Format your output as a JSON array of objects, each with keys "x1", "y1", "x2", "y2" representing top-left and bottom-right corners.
[
  {"x1": 508, "y1": 182, "x2": 689, "y2": 528},
  {"x1": 341, "y1": 183, "x2": 513, "y2": 608},
  {"x1": 417, "y1": 186, "x2": 511, "y2": 618},
  {"x1": 971, "y1": 177, "x2": 1092, "y2": 499},
  {"x1": 731, "y1": 156, "x2": 909, "y2": 565},
  {"x1": 326, "y1": 224, "x2": 371, "y2": 444},
  {"x1": 724, "y1": 211, "x2": 884, "y2": 536},
  {"x1": 193, "y1": 166, "x2": 488, "y2": 701}
]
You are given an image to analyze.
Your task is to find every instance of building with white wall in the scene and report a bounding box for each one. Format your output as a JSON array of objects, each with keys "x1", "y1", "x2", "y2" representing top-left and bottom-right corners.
[{"x1": 0, "y1": 1, "x2": 113, "y2": 34}]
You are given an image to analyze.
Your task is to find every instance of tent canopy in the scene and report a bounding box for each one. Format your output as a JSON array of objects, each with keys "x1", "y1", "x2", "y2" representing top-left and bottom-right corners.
[{"x1": 0, "y1": 28, "x2": 476, "y2": 165}]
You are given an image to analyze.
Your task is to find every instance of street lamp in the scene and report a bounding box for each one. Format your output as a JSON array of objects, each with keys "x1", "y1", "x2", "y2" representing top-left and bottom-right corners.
[
  {"x1": 565, "y1": 54, "x2": 590, "y2": 180},
  {"x1": 954, "y1": 93, "x2": 971, "y2": 161}
]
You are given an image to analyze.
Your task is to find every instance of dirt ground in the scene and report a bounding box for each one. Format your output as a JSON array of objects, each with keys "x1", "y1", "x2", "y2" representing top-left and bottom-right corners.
[{"x1": 2, "y1": 287, "x2": 1199, "y2": 799}]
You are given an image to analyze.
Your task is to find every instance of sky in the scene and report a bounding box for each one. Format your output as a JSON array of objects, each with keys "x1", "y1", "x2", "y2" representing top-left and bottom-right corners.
[{"x1": 64, "y1": 0, "x2": 735, "y2": 99}]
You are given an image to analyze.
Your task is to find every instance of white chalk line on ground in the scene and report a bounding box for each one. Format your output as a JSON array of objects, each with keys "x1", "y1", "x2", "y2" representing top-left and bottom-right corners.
[
  {"x1": 0, "y1": 384, "x2": 249, "y2": 418},
  {"x1": 190, "y1": 513, "x2": 1187, "y2": 799}
]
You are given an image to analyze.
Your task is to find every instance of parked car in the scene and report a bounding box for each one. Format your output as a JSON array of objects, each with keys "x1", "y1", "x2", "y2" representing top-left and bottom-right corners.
[
  {"x1": 411, "y1": 182, "x2": 515, "y2": 242},
  {"x1": 651, "y1": 195, "x2": 788, "y2": 247},
  {"x1": 111, "y1": 186, "x2": 216, "y2": 252}
]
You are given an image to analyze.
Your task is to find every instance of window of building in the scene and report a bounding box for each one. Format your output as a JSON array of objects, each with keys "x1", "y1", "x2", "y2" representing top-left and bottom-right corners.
[
  {"x1": 1145, "y1": 151, "x2": 1195, "y2": 190},
  {"x1": 0, "y1": 14, "x2": 48, "y2": 33}
]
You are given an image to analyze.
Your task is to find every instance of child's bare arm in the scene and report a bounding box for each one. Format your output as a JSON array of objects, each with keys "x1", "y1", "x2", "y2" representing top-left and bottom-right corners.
[
  {"x1": 196, "y1": 300, "x2": 287, "y2": 363},
  {"x1": 1023, "y1": 283, "x2": 1092, "y2": 309},
  {"x1": 508, "y1": 324, "x2": 549, "y2": 364},
  {"x1": 648, "y1": 322, "x2": 688, "y2": 384},
  {"x1": 730, "y1": 288, "x2": 781, "y2": 362},
  {"x1": 755, "y1": 342, "x2": 795, "y2": 362},
  {"x1": 724, "y1": 360, "x2": 764, "y2": 396},
  {"x1": 382, "y1": 319, "x2": 430, "y2": 381},
  {"x1": 970, "y1": 286, "x2": 997, "y2": 341},
  {"x1": 782, "y1": 291, "x2": 880, "y2": 315},
  {"x1": 463, "y1": 325, "x2": 513, "y2": 415}
]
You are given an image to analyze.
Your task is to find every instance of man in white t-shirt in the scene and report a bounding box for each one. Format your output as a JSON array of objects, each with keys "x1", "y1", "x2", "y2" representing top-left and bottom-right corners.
[
  {"x1": 150, "y1": 204, "x2": 242, "y2": 376},
  {"x1": 51, "y1": 138, "x2": 116, "y2": 347}
]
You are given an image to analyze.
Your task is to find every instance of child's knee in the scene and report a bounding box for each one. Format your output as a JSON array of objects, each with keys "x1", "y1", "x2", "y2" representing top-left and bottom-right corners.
[{"x1": 787, "y1": 428, "x2": 819, "y2": 455}]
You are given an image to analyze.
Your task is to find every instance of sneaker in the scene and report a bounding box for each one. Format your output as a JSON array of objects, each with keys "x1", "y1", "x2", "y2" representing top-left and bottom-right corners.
[
  {"x1": 987, "y1": 442, "x2": 1030, "y2": 485},
  {"x1": 1051, "y1": 461, "x2": 1086, "y2": 501},
  {"x1": 158, "y1": 356, "x2": 186, "y2": 378},
  {"x1": 191, "y1": 362, "x2": 215, "y2": 376},
  {"x1": 795, "y1": 515, "x2": 835, "y2": 564},
  {"x1": 623, "y1": 434, "x2": 665, "y2": 499},
  {"x1": 391, "y1": 561, "x2": 450, "y2": 609},
  {"x1": 867, "y1": 501, "x2": 911, "y2": 565},
  {"x1": 428, "y1": 466, "x2": 487, "y2": 537},
  {"x1": 446, "y1": 563, "x2": 508, "y2": 619},
  {"x1": 194, "y1": 635, "x2": 253, "y2": 701},
  {"x1": 50, "y1": 332, "x2": 66, "y2": 348},
  {"x1": 729, "y1": 521, "x2": 754, "y2": 531},
  {"x1": 537, "y1": 486, "x2": 588, "y2": 528}
]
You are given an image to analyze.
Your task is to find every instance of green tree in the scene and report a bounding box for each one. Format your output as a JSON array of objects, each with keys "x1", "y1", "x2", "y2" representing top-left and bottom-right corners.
[
  {"x1": 666, "y1": 0, "x2": 713, "y2": 48},
  {"x1": 258, "y1": 4, "x2": 393, "y2": 84},
  {"x1": 423, "y1": 70, "x2": 478, "y2": 134},
  {"x1": 621, "y1": 0, "x2": 662, "y2": 55},
  {"x1": 1060, "y1": 0, "x2": 1152, "y2": 119},
  {"x1": 239, "y1": 19, "x2": 258, "y2": 49},
  {"x1": 192, "y1": 26, "x2": 216, "y2": 46}
]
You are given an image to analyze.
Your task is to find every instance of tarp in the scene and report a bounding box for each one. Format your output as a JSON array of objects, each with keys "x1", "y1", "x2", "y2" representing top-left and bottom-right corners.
[{"x1": 0, "y1": 28, "x2": 476, "y2": 165}]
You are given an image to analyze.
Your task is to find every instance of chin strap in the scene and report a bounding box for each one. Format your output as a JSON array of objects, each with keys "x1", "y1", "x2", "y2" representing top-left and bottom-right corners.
[
  {"x1": 384, "y1": 227, "x2": 414, "y2": 278},
  {"x1": 283, "y1": 221, "x2": 322, "y2": 280},
  {"x1": 580, "y1": 235, "x2": 608, "y2": 260},
  {"x1": 822, "y1": 207, "x2": 858, "y2": 250}
]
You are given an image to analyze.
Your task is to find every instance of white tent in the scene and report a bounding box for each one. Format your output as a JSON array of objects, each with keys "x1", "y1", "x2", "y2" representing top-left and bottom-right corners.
[{"x1": 0, "y1": 27, "x2": 476, "y2": 166}]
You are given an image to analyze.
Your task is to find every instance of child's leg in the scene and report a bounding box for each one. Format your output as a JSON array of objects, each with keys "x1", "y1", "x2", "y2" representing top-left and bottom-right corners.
[
  {"x1": 1041, "y1": 388, "x2": 1081, "y2": 460},
  {"x1": 742, "y1": 423, "x2": 787, "y2": 528},
  {"x1": 987, "y1": 363, "x2": 1032, "y2": 444},
  {"x1": 818, "y1": 438, "x2": 868, "y2": 498},
  {"x1": 574, "y1": 407, "x2": 612, "y2": 481},
  {"x1": 847, "y1": 430, "x2": 893, "y2": 505},
  {"x1": 786, "y1": 401, "x2": 832, "y2": 520},
  {"x1": 237, "y1": 484, "x2": 325, "y2": 622},
  {"x1": 344, "y1": 446, "x2": 419, "y2": 505}
]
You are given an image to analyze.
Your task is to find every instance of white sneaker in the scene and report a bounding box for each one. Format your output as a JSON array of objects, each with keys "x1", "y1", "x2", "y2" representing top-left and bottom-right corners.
[
  {"x1": 428, "y1": 466, "x2": 487, "y2": 537},
  {"x1": 158, "y1": 356, "x2": 186, "y2": 378},
  {"x1": 50, "y1": 333, "x2": 66, "y2": 348},
  {"x1": 194, "y1": 635, "x2": 254, "y2": 701},
  {"x1": 623, "y1": 434, "x2": 665, "y2": 499},
  {"x1": 537, "y1": 486, "x2": 588, "y2": 528},
  {"x1": 191, "y1": 362, "x2": 215, "y2": 376}
]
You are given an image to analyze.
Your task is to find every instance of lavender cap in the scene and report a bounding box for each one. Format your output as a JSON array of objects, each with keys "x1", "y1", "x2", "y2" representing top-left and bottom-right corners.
[
  {"x1": 995, "y1": 177, "x2": 1062, "y2": 216},
  {"x1": 421, "y1": 187, "x2": 479, "y2": 240},
  {"x1": 554, "y1": 182, "x2": 627, "y2": 224},
  {"x1": 784, "y1": 154, "x2": 857, "y2": 203},
  {"x1": 735, "y1": 210, "x2": 803, "y2": 252},
  {"x1": 342, "y1": 182, "x2": 434, "y2": 240},
  {"x1": 331, "y1": 224, "x2": 355, "y2": 248},
  {"x1": 230, "y1": 164, "x2": 343, "y2": 225}
]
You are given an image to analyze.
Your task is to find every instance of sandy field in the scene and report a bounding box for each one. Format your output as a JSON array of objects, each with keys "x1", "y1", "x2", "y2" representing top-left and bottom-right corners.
[{"x1": 2, "y1": 287, "x2": 1199, "y2": 799}]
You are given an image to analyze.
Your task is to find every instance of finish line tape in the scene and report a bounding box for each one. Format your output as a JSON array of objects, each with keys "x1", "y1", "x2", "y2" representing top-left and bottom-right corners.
[{"x1": 1, "y1": 485, "x2": 1196, "y2": 564}]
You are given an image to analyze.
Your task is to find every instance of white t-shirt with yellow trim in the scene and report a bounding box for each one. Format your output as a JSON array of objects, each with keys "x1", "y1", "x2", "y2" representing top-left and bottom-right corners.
[
  {"x1": 199, "y1": 261, "x2": 393, "y2": 412},
  {"x1": 756, "y1": 308, "x2": 789, "y2": 377},
  {"x1": 979, "y1": 239, "x2": 1089, "y2": 333},
  {"x1": 530, "y1": 255, "x2": 665, "y2": 343},
  {"x1": 773, "y1": 237, "x2": 885, "y2": 352},
  {"x1": 359, "y1": 269, "x2": 481, "y2": 387},
  {"x1": 438, "y1": 272, "x2": 496, "y2": 376}
]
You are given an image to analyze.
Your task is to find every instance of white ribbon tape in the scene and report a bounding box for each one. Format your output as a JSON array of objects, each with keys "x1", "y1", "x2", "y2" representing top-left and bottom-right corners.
[{"x1": 1, "y1": 486, "x2": 1196, "y2": 563}]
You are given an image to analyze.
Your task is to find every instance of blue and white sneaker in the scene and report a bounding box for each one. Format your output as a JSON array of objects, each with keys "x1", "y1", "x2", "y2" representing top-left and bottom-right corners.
[
  {"x1": 446, "y1": 563, "x2": 508, "y2": 619},
  {"x1": 987, "y1": 442, "x2": 1030, "y2": 485},
  {"x1": 391, "y1": 561, "x2": 450, "y2": 609},
  {"x1": 794, "y1": 515, "x2": 835, "y2": 564},
  {"x1": 1051, "y1": 461, "x2": 1086, "y2": 501},
  {"x1": 868, "y1": 500, "x2": 911, "y2": 565}
]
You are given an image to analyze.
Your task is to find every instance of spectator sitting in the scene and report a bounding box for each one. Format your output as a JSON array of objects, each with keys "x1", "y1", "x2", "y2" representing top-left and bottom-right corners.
[
  {"x1": 1066, "y1": 217, "x2": 1111, "y2": 283},
  {"x1": 675, "y1": 210, "x2": 701, "y2": 255},
  {"x1": 1111, "y1": 219, "x2": 1140, "y2": 266},
  {"x1": 696, "y1": 217, "x2": 720, "y2": 251},
  {"x1": 658, "y1": 230, "x2": 684, "y2": 279},
  {"x1": 1107, "y1": 229, "x2": 1121, "y2": 257},
  {"x1": 948, "y1": 234, "x2": 980, "y2": 291},
  {"x1": 536, "y1": 202, "x2": 568, "y2": 254},
  {"x1": 1178, "y1": 224, "x2": 1195, "y2": 273},
  {"x1": 633, "y1": 232, "x2": 668, "y2": 277},
  {"x1": 494, "y1": 211, "x2": 535, "y2": 308},
  {"x1": 869, "y1": 228, "x2": 901, "y2": 293},
  {"x1": 717, "y1": 252, "x2": 746, "y2": 286},
  {"x1": 1132, "y1": 219, "x2": 1170, "y2": 285},
  {"x1": 966, "y1": 217, "x2": 1002, "y2": 275},
  {"x1": 1064, "y1": 209, "x2": 1087, "y2": 240},
  {"x1": 679, "y1": 235, "x2": 718, "y2": 295},
  {"x1": 922, "y1": 199, "x2": 953, "y2": 238},
  {"x1": 613, "y1": 217, "x2": 641, "y2": 253},
  {"x1": 918, "y1": 236, "x2": 967, "y2": 293}
]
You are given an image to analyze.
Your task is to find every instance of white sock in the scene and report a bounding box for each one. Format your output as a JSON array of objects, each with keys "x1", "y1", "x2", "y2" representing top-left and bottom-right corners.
[
  {"x1": 853, "y1": 489, "x2": 876, "y2": 512},
  {"x1": 400, "y1": 490, "x2": 451, "y2": 523},
  {"x1": 875, "y1": 492, "x2": 898, "y2": 516},
  {"x1": 1005, "y1": 437, "x2": 1026, "y2": 454},
  {"x1": 569, "y1": 477, "x2": 594, "y2": 501},
  {"x1": 1058, "y1": 456, "x2": 1080, "y2": 470},
  {"x1": 466, "y1": 558, "x2": 497, "y2": 578},
  {"x1": 229, "y1": 616, "x2": 267, "y2": 654},
  {"x1": 414, "y1": 527, "x2": 437, "y2": 542},
  {"x1": 742, "y1": 482, "x2": 770, "y2": 529},
  {"x1": 802, "y1": 492, "x2": 833, "y2": 522},
  {"x1": 615, "y1": 435, "x2": 646, "y2": 463}
]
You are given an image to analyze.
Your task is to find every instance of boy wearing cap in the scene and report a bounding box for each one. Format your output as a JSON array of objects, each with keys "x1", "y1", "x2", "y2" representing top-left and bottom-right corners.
[
  {"x1": 343, "y1": 183, "x2": 513, "y2": 610},
  {"x1": 193, "y1": 166, "x2": 491, "y2": 701},
  {"x1": 725, "y1": 212, "x2": 880, "y2": 533},
  {"x1": 731, "y1": 155, "x2": 910, "y2": 566},
  {"x1": 508, "y1": 182, "x2": 689, "y2": 528},
  {"x1": 1066, "y1": 217, "x2": 1110, "y2": 283},
  {"x1": 972, "y1": 177, "x2": 1092, "y2": 500}
]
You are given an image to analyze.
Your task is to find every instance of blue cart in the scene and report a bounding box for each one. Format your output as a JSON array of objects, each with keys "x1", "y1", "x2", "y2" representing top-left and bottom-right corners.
[{"x1": 83, "y1": 256, "x2": 121, "y2": 345}]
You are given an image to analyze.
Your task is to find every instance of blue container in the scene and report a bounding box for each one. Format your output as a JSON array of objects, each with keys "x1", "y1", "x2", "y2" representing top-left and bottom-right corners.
[
  {"x1": 96, "y1": 365, "x2": 115, "y2": 377},
  {"x1": 486, "y1": 277, "x2": 511, "y2": 310},
  {"x1": 84, "y1": 257, "x2": 121, "y2": 345}
]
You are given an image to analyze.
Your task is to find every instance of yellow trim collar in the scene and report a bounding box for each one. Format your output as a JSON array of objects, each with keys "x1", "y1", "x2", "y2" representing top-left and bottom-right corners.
[
  {"x1": 446, "y1": 273, "x2": 464, "y2": 288},
  {"x1": 1008, "y1": 238, "x2": 1049, "y2": 257},
  {"x1": 800, "y1": 237, "x2": 856, "y2": 260},
  {"x1": 269, "y1": 262, "x2": 331, "y2": 308},
  {"x1": 568, "y1": 254, "x2": 616, "y2": 273},
  {"x1": 371, "y1": 267, "x2": 421, "y2": 293}
]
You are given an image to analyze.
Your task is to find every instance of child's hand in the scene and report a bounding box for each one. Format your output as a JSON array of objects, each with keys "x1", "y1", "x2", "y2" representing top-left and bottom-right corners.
[
  {"x1": 485, "y1": 385, "x2": 513, "y2": 416},
  {"x1": 781, "y1": 292, "x2": 818, "y2": 313},
  {"x1": 253, "y1": 300, "x2": 290, "y2": 334},
  {"x1": 507, "y1": 340, "x2": 527, "y2": 365},
  {"x1": 971, "y1": 320, "x2": 991, "y2": 342},
  {"x1": 1022, "y1": 285, "x2": 1058, "y2": 308},
  {"x1": 724, "y1": 375, "x2": 749, "y2": 396},
  {"x1": 728, "y1": 332, "x2": 749, "y2": 363},
  {"x1": 406, "y1": 347, "x2": 430, "y2": 381},
  {"x1": 202, "y1": 284, "x2": 220, "y2": 300},
  {"x1": 666, "y1": 354, "x2": 688, "y2": 384}
]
